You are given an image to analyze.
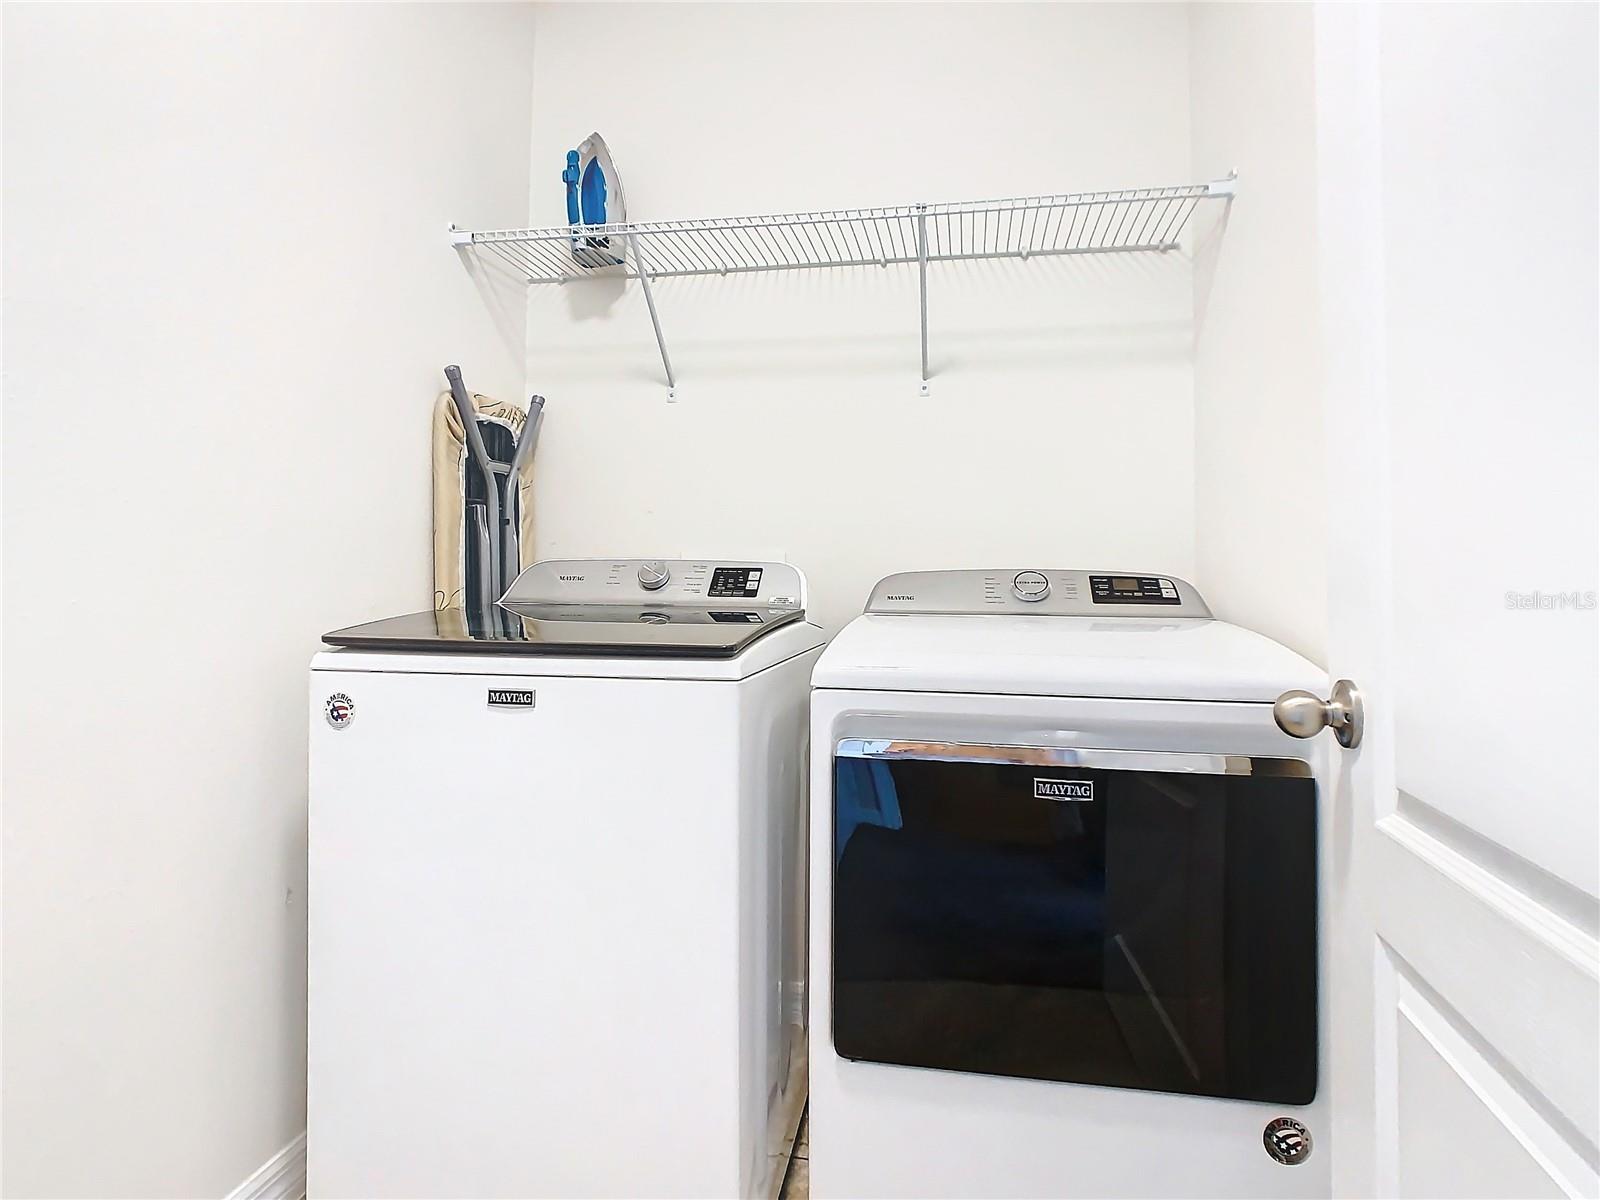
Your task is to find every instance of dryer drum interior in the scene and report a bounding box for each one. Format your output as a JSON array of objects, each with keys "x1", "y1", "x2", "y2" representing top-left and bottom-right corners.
[{"x1": 831, "y1": 742, "x2": 1318, "y2": 1106}]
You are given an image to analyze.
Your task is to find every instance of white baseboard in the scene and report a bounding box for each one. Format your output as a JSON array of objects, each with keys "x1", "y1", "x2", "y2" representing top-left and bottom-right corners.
[{"x1": 225, "y1": 1132, "x2": 307, "y2": 1200}]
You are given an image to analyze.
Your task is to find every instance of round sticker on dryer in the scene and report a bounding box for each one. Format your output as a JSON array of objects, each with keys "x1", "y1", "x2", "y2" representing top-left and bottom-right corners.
[
  {"x1": 325, "y1": 693, "x2": 355, "y2": 729},
  {"x1": 1263, "y1": 1117, "x2": 1312, "y2": 1165}
]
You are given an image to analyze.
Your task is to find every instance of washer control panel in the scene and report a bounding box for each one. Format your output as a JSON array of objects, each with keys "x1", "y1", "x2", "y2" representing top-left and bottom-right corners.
[
  {"x1": 1088, "y1": 574, "x2": 1181, "y2": 605},
  {"x1": 503, "y1": 559, "x2": 804, "y2": 611},
  {"x1": 865, "y1": 569, "x2": 1210, "y2": 618},
  {"x1": 707, "y1": 566, "x2": 765, "y2": 598}
]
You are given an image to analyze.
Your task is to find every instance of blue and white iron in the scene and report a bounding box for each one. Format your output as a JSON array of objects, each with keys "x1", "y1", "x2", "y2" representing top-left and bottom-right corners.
[{"x1": 562, "y1": 132, "x2": 627, "y2": 269}]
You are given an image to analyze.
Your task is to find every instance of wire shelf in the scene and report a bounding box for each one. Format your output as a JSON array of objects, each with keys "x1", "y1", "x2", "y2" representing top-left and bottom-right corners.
[
  {"x1": 455, "y1": 177, "x2": 1234, "y2": 285},
  {"x1": 451, "y1": 175, "x2": 1236, "y2": 396}
]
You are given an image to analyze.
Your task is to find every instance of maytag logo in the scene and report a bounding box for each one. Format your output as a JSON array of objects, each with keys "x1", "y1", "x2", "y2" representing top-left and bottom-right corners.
[
  {"x1": 558, "y1": 574, "x2": 585, "y2": 582},
  {"x1": 1034, "y1": 778, "x2": 1093, "y2": 802},
  {"x1": 886, "y1": 594, "x2": 916, "y2": 601},
  {"x1": 487, "y1": 689, "x2": 536, "y2": 708}
]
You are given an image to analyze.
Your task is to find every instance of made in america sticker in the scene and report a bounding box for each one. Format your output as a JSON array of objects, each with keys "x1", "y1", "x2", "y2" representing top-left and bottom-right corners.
[{"x1": 325, "y1": 693, "x2": 355, "y2": 729}]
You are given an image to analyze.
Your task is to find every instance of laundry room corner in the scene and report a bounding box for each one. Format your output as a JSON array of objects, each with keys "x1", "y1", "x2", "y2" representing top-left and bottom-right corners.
[{"x1": 1188, "y1": 3, "x2": 1327, "y2": 666}]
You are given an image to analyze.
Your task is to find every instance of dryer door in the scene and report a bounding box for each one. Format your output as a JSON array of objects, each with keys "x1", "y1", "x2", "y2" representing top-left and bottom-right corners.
[{"x1": 831, "y1": 741, "x2": 1317, "y2": 1105}]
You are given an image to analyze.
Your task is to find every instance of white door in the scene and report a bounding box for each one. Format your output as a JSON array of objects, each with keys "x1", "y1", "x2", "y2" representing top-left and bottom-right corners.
[{"x1": 1314, "y1": 5, "x2": 1599, "y2": 1197}]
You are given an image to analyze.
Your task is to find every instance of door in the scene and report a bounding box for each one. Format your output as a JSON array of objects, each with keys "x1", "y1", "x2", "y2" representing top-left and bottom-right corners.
[
  {"x1": 830, "y1": 742, "x2": 1319, "y2": 1106},
  {"x1": 1315, "y1": 5, "x2": 1600, "y2": 1197}
]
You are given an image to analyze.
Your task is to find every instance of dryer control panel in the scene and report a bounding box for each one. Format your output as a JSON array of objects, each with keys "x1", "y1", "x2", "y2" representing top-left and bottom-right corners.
[
  {"x1": 865, "y1": 569, "x2": 1211, "y2": 618},
  {"x1": 503, "y1": 559, "x2": 805, "y2": 611}
]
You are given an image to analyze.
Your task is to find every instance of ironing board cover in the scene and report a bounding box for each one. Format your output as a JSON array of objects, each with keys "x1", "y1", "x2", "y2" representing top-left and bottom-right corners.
[{"x1": 431, "y1": 391, "x2": 537, "y2": 611}]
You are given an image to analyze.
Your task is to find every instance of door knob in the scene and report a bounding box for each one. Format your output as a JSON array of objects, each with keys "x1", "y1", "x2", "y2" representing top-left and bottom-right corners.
[{"x1": 1273, "y1": 679, "x2": 1364, "y2": 749}]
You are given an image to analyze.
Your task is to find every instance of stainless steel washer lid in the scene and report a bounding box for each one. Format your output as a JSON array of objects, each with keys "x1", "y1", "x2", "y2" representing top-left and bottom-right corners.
[{"x1": 322, "y1": 559, "x2": 807, "y2": 659}]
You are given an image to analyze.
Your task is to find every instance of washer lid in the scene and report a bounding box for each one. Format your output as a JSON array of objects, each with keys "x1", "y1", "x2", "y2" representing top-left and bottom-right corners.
[
  {"x1": 812, "y1": 612, "x2": 1325, "y2": 702},
  {"x1": 313, "y1": 618, "x2": 825, "y2": 680},
  {"x1": 324, "y1": 558, "x2": 808, "y2": 659},
  {"x1": 323, "y1": 603, "x2": 803, "y2": 659}
]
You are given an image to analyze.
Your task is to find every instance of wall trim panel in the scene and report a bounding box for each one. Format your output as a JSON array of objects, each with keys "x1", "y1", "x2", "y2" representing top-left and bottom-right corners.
[
  {"x1": 1394, "y1": 970, "x2": 1595, "y2": 1197},
  {"x1": 225, "y1": 1133, "x2": 307, "y2": 1200},
  {"x1": 1377, "y1": 814, "x2": 1600, "y2": 1144}
]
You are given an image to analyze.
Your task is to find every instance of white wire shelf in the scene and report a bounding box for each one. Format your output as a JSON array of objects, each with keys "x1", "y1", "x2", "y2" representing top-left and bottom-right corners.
[{"x1": 451, "y1": 174, "x2": 1236, "y2": 396}]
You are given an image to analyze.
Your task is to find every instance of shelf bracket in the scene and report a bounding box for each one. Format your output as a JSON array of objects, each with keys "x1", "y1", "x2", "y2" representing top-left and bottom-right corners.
[
  {"x1": 627, "y1": 233, "x2": 677, "y2": 400},
  {"x1": 1207, "y1": 169, "x2": 1239, "y2": 198},
  {"x1": 915, "y1": 205, "x2": 930, "y2": 396}
]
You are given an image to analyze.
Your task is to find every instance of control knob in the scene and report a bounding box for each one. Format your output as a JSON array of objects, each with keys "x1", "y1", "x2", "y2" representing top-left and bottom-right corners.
[
  {"x1": 1012, "y1": 571, "x2": 1050, "y2": 602},
  {"x1": 638, "y1": 561, "x2": 671, "y2": 591}
]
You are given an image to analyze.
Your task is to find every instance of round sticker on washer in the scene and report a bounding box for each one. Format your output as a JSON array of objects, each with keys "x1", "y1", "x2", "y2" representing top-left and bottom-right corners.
[{"x1": 325, "y1": 693, "x2": 355, "y2": 729}]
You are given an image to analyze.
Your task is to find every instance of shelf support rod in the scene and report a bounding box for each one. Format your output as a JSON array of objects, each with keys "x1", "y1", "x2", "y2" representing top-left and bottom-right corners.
[
  {"x1": 628, "y1": 232, "x2": 677, "y2": 399},
  {"x1": 915, "y1": 205, "x2": 930, "y2": 397}
]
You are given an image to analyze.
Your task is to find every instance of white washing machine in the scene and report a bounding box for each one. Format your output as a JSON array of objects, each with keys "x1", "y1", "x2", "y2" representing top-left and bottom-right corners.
[
  {"x1": 309, "y1": 559, "x2": 823, "y2": 1200},
  {"x1": 808, "y1": 570, "x2": 1330, "y2": 1199}
]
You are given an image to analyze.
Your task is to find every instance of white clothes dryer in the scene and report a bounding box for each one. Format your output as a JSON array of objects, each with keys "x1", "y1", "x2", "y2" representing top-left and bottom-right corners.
[
  {"x1": 309, "y1": 559, "x2": 822, "y2": 1199},
  {"x1": 808, "y1": 569, "x2": 1330, "y2": 1199}
]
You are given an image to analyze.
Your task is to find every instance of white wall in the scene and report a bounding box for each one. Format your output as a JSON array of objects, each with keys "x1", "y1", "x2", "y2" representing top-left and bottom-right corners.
[
  {"x1": 1, "y1": 5, "x2": 535, "y2": 1196},
  {"x1": 521, "y1": 3, "x2": 1198, "y2": 633},
  {"x1": 1189, "y1": 3, "x2": 1327, "y2": 663}
]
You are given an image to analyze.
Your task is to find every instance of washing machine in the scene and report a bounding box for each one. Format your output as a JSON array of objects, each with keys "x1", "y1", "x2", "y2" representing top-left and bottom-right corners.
[
  {"x1": 808, "y1": 569, "x2": 1330, "y2": 1199},
  {"x1": 309, "y1": 559, "x2": 823, "y2": 1200}
]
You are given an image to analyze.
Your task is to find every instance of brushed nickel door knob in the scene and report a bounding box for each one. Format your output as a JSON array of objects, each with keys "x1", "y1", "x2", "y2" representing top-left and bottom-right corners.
[{"x1": 1273, "y1": 679, "x2": 1364, "y2": 749}]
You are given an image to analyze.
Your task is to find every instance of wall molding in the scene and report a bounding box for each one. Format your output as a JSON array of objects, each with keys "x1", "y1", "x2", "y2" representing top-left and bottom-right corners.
[{"x1": 225, "y1": 1132, "x2": 306, "y2": 1200}]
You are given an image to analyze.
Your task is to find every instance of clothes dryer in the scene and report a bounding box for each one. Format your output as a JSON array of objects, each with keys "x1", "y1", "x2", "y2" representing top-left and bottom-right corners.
[{"x1": 809, "y1": 570, "x2": 1328, "y2": 1199}]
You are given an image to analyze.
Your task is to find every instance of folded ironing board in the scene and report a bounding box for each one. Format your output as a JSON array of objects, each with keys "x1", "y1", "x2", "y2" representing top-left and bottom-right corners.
[{"x1": 432, "y1": 368, "x2": 544, "y2": 635}]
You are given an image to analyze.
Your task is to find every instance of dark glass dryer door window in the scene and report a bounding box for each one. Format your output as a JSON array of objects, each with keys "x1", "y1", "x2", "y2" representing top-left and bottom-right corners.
[{"x1": 832, "y1": 741, "x2": 1317, "y2": 1105}]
